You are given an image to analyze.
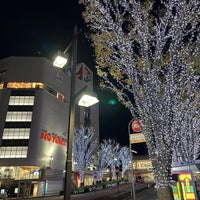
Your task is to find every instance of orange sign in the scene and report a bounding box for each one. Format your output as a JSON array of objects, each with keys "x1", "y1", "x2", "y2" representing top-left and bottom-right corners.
[{"x1": 130, "y1": 133, "x2": 146, "y2": 144}]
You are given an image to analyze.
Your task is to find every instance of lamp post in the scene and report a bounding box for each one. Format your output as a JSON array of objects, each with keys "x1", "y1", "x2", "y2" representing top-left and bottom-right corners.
[
  {"x1": 53, "y1": 26, "x2": 99, "y2": 200},
  {"x1": 128, "y1": 118, "x2": 136, "y2": 200},
  {"x1": 63, "y1": 26, "x2": 78, "y2": 200}
]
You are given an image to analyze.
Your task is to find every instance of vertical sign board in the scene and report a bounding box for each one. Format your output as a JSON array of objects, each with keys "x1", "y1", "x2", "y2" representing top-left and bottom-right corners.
[
  {"x1": 172, "y1": 185, "x2": 179, "y2": 200},
  {"x1": 172, "y1": 181, "x2": 184, "y2": 200},
  {"x1": 179, "y1": 172, "x2": 196, "y2": 200},
  {"x1": 76, "y1": 63, "x2": 93, "y2": 84},
  {"x1": 130, "y1": 119, "x2": 146, "y2": 144}
]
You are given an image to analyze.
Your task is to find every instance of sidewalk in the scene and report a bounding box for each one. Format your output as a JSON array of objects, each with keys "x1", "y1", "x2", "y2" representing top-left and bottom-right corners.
[{"x1": 10, "y1": 183, "x2": 156, "y2": 200}]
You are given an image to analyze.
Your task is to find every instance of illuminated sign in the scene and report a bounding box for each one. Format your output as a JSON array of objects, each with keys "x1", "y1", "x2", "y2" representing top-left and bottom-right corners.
[
  {"x1": 131, "y1": 120, "x2": 143, "y2": 132},
  {"x1": 130, "y1": 133, "x2": 146, "y2": 144},
  {"x1": 179, "y1": 172, "x2": 196, "y2": 200},
  {"x1": 41, "y1": 130, "x2": 67, "y2": 146},
  {"x1": 76, "y1": 63, "x2": 93, "y2": 83}
]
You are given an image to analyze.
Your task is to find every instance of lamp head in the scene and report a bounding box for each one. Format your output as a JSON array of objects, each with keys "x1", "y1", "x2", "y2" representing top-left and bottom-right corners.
[
  {"x1": 53, "y1": 50, "x2": 68, "y2": 68},
  {"x1": 53, "y1": 55, "x2": 68, "y2": 68},
  {"x1": 78, "y1": 94, "x2": 99, "y2": 107}
]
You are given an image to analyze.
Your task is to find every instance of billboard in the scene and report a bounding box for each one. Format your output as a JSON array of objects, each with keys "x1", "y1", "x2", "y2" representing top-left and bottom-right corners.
[{"x1": 130, "y1": 133, "x2": 146, "y2": 144}]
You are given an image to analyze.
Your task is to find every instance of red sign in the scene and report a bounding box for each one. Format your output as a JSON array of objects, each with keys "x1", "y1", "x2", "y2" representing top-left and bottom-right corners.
[
  {"x1": 131, "y1": 120, "x2": 143, "y2": 132},
  {"x1": 76, "y1": 63, "x2": 93, "y2": 82},
  {"x1": 41, "y1": 130, "x2": 67, "y2": 146}
]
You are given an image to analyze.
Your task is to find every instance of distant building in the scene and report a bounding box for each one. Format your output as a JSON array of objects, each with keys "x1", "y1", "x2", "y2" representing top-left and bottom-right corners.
[
  {"x1": 0, "y1": 57, "x2": 99, "y2": 197},
  {"x1": 133, "y1": 155, "x2": 154, "y2": 183}
]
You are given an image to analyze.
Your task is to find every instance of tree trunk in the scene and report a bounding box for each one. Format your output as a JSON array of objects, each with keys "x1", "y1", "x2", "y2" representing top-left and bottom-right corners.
[
  {"x1": 80, "y1": 172, "x2": 84, "y2": 187},
  {"x1": 157, "y1": 186, "x2": 174, "y2": 200}
]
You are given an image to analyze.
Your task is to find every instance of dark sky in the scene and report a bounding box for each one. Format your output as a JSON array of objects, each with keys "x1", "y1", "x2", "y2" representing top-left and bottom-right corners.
[{"x1": 0, "y1": 0, "x2": 148, "y2": 154}]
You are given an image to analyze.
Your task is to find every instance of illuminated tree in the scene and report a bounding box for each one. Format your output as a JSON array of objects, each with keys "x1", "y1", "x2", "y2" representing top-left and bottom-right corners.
[
  {"x1": 95, "y1": 139, "x2": 112, "y2": 182},
  {"x1": 79, "y1": 0, "x2": 200, "y2": 199},
  {"x1": 73, "y1": 126, "x2": 98, "y2": 186},
  {"x1": 106, "y1": 139, "x2": 120, "y2": 180},
  {"x1": 118, "y1": 146, "x2": 132, "y2": 179},
  {"x1": 95, "y1": 139, "x2": 120, "y2": 181},
  {"x1": 172, "y1": 98, "x2": 200, "y2": 162}
]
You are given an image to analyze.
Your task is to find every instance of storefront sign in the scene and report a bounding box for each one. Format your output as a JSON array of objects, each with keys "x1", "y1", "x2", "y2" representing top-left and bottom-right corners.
[
  {"x1": 76, "y1": 63, "x2": 93, "y2": 83},
  {"x1": 41, "y1": 130, "x2": 67, "y2": 146},
  {"x1": 179, "y1": 172, "x2": 196, "y2": 200},
  {"x1": 131, "y1": 120, "x2": 143, "y2": 132},
  {"x1": 130, "y1": 133, "x2": 146, "y2": 144}
]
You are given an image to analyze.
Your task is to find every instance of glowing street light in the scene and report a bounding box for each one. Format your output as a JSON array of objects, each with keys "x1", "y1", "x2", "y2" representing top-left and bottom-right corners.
[
  {"x1": 78, "y1": 94, "x2": 99, "y2": 107},
  {"x1": 53, "y1": 55, "x2": 68, "y2": 68},
  {"x1": 53, "y1": 26, "x2": 99, "y2": 200}
]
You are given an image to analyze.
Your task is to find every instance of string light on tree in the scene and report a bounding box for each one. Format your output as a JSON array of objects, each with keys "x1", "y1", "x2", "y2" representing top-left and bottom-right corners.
[{"x1": 79, "y1": 0, "x2": 200, "y2": 200}]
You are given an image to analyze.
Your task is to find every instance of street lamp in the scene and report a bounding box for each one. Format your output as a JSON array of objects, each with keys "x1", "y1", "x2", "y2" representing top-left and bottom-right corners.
[
  {"x1": 53, "y1": 26, "x2": 99, "y2": 200},
  {"x1": 128, "y1": 118, "x2": 136, "y2": 200}
]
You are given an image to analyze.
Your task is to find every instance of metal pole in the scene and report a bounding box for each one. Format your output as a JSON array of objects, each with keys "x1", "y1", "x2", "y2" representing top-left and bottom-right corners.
[
  {"x1": 128, "y1": 119, "x2": 136, "y2": 200},
  {"x1": 117, "y1": 173, "x2": 119, "y2": 200},
  {"x1": 64, "y1": 25, "x2": 78, "y2": 200}
]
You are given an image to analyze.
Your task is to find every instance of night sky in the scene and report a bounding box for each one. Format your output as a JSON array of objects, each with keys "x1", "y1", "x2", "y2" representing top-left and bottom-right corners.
[{"x1": 0, "y1": 0, "x2": 148, "y2": 154}]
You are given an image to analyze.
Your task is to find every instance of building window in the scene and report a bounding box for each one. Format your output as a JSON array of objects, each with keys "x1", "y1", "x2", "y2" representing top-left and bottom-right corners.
[
  {"x1": 6, "y1": 112, "x2": 32, "y2": 122},
  {"x1": 1, "y1": 139, "x2": 29, "y2": 146},
  {"x1": 3, "y1": 128, "x2": 30, "y2": 139},
  {"x1": 9, "y1": 96, "x2": 35, "y2": 105},
  {"x1": 84, "y1": 107, "x2": 91, "y2": 126},
  {"x1": 11, "y1": 90, "x2": 35, "y2": 96},
  {"x1": 5, "y1": 122, "x2": 31, "y2": 128},
  {"x1": 8, "y1": 106, "x2": 33, "y2": 111},
  {"x1": 0, "y1": 146, "x2": 28, "y2": 158},
  {"x1": 0, "y1": 82, "x2": 67, "y2": 102},
  {"x1": 57, "y1": 93, "x2": 65, "y2": 101}
]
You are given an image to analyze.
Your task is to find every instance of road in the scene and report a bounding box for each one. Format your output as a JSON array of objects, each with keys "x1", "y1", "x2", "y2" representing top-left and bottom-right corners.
[
  {"x1": 135, "y1": 187, "x2": 158, "y2": 200},
  {"x1": 18, "y1": 183, "x2": 158, "y2": 200}
]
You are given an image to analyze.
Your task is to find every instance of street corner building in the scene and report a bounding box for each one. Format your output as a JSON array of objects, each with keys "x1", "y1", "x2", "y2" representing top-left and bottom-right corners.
[{"x1": 0, "y1": 56, "x2": 99, "y2": 197}]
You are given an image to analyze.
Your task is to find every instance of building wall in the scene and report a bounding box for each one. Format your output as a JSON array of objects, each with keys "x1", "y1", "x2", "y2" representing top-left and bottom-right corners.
[
  {"x1": 0, "y1": 56, "x2": 69, "y2": 95},
  {"x1": 0, "y1": 56, "x2": 99, "y2": 194},
  {"x1": 29, "y1": 89, "x2": 68, "y2": 169},
  {"x1": 0, "y1": 57, "x2": 70, "y2": 170}
]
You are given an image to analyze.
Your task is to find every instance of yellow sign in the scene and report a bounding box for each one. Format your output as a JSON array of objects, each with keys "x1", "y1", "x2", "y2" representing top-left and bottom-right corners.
[
  {"x1": 130, "y1": 133, "x2": 146, "y2": 144},
  {"x1": 179, "y1": 173, "x2": 196, "y2": 200}
]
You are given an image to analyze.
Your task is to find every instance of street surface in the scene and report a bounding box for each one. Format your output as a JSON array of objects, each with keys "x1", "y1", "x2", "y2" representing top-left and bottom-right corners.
[{"x1": 18, "y1": 183, "x2": 158, "y2": 200}]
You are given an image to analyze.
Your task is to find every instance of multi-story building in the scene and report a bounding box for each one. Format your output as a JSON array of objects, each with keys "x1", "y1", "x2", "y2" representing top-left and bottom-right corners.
[{"x1": 0, "y1": 56, "x2": 99, "y2": 197}]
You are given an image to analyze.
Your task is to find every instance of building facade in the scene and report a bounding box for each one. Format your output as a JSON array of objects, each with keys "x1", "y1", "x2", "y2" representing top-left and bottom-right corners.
[{"x1": 0, "y1": 57, "x2": 99, "y2": 197}]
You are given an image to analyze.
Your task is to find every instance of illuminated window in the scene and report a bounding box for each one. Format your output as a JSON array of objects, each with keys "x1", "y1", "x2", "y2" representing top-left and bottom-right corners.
[
  {"x1": 0, "y1": 83, "x2": 3, "y2": 89},
  {"x1": 5, "y1": 82, "x2": 66, "y2": 102},
  {"x1": 9, "y1": 96, "x2": 35, "y2": 105},
  {"x1": 3, "y1": 128, "x2": 30, "y2": 139},
  {"x1": 14, "y1": 167, "x2": 40, "y2": 180},
  {"x1": 0, "y1": 146, "x2": 28, "y2": 158},
  {"x1": 0, "y1": 167, "x2": 15, "y2": 179},
  {"x1": 6, "y1": 112, "x2": 32, "y2": 122},
  {"x1": 57, "y1": 93, "x2": 64, "y2": 101}
]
